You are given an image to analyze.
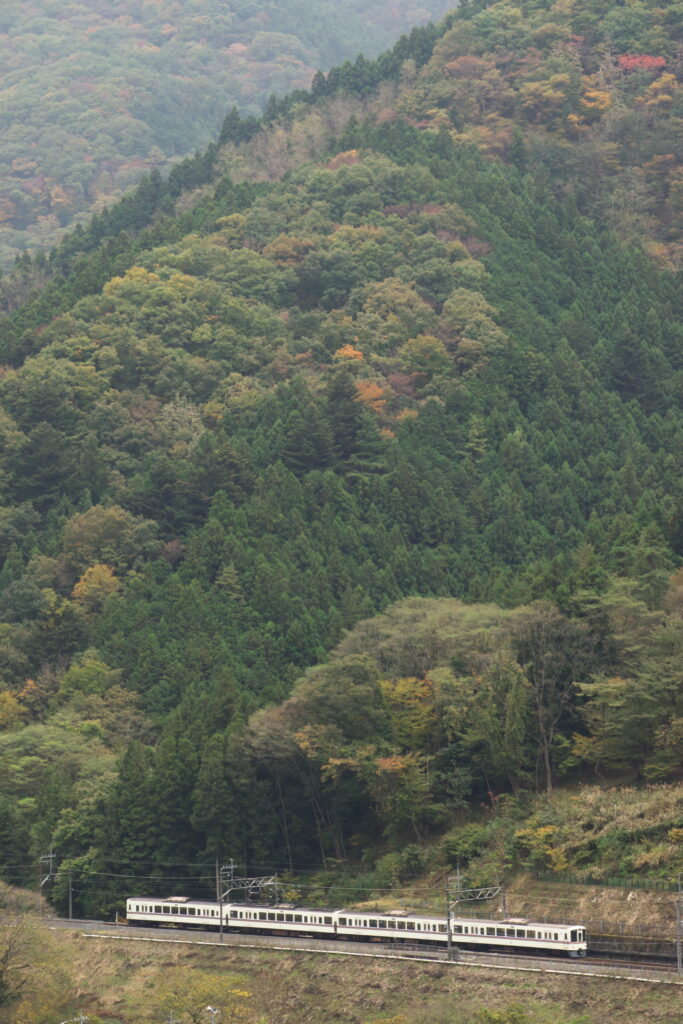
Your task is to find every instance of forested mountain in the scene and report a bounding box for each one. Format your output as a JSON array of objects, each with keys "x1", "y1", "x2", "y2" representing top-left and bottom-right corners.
[
  {"x1": 0, "y1": 0, "x2": 682, "y2": 914},
  {"x1": 0, "y1": 0, "x2": 456, "y2": 270}
]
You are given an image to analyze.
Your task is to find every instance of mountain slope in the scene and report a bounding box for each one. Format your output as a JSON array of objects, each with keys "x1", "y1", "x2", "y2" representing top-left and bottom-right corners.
[
  {"x1": 0, "y1": 0, "x2": 456, "y2": 268},
  {"x1": 0, "y1": 0, "x2": 681, "y2": 908}
]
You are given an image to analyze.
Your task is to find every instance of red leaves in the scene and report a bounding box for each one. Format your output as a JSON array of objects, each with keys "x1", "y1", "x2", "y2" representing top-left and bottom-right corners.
[{"x1": 617, "y1": 54, "x2": 666, "y2": 72}]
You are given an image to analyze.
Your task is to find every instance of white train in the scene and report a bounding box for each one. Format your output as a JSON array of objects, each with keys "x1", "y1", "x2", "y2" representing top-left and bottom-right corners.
[{"x1": 125, "y1": 896, "x2": 587, "y2": 957}]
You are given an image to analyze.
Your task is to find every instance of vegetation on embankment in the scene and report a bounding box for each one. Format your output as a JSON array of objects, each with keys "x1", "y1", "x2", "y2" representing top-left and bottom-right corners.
[{"x1": 7, "y1": 923, "x2": 683, "y2": 1024}]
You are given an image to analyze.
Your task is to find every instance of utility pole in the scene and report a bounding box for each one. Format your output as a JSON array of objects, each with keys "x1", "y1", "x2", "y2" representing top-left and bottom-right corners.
[
  {"x1": 68, "y1": 870, "x2": 73, "y2": 921},
  {"x1": 215, "y1": 859, "x2": 224, "y2": 944},
  {"x1": 40, "y1": 846, "x2": 57, "y2": 889},
  {"x1": 677, "y1": 875, "x2": 682, "y2": 977},
  {"x1": 445, "y1": 869, "x2": 503, "y2": 962}
]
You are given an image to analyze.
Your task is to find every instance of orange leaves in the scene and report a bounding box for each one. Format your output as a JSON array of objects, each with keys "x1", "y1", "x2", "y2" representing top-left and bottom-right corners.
[
  {"x1": 581, "y1": 88, "x2": 612, "y2": 111},
  {"x1": 355, "y1": 378, "x2": 387, "y2": 413},
  {"x1": 333, "y1": 343, "x2": 364, "y2": 361}
]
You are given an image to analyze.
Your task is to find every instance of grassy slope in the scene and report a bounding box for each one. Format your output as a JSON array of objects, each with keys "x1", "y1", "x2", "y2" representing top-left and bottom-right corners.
[{"x1": 58, "y1": 932, "x2": 683, "y2": 1024}]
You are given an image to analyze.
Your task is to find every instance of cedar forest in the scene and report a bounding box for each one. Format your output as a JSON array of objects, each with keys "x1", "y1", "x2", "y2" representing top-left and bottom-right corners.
[{"x1": 0, "y1": 0, "x2": 683, "y2": 920}]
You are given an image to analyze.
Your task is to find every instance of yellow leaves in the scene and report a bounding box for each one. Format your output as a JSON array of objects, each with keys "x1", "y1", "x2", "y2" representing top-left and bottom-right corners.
[
  {"x1": 667, "y1": 828, "x2": 683, "y2": 843},
  {"x1": 642, "y1": 73, "x2": 677, "y2": 108},
  {"x1": 103, "y1": 264, "x2": 162, "y2": 300},
  {"x1": 514, "y1": 824, "x2": 568, "y2": 872},
  {"x1": 72, "y1": 563, "x2": 122, "y2": 617},
  {"x1": 0, "y1": 690, "x2": 24, "y2": 730},
  {"x1": 334, "y1": 343, "x2": 364, "y2": 361},
  {"x1": 380, "y1": 675, "x2": 438, "y2": 751},
  {"x1": 581, "y1": 88, "x2": 612, "y2": 111}
]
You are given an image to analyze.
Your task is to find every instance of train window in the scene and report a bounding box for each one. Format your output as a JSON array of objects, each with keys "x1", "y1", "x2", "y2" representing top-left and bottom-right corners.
[
  {"x1": 339, "y1": 917, "x2": 347, "y2": 926},
  {"x1": 454, "y1": 925, "x2": 462, "y2": 934},
  {"x1": 496, "y1": 928, "x2": 504, "y2": 936},
  {"x1": 528, "y1": 931, "x2": 536, "y2": 939},
  {"x1": 295, "y1": 915, "x2": 302, "y2": 923},
  {"x1": 179, "y1": 908, "x2": 187, "y2": 916},
  {"x1": 155, "y1": 906, "x2": 162, "y2": 913},
  {"x1": 486, "y1": 928, "x2": 495, "y2": 936},
  {"x1": 325, "y1": 917, "x2": 333, "y2": 925},
  {"x1": 259, "y1": 912, "x2": 267, "y2": 921},
  {"x1": 378, "y1": 920, "x2": 386, "y2": 928},
  {"x1": 267, "y1": 913, "x2": 275, "y2": 921},
  {"x1": 416, "y1": 924, "x2": 421, "y2": 931},
  {"x1": 506, "y1": 929, "x2": 515, "y2": 937},
  {"x1": 171, "y1": 907, "x2": 179, "y2": 915},
  {"x1": 230, "y1": 911, "x2": 237, "y2": 919},
  {"x1": 277, "y1": 914, "x2": 284, "y2": 922},
  {"x1": 407, "y1": 922, "x2": 415, "y2": 931},
  {"x1": 463, "y1": 926, "x2": 468, "y2": 934},
  {"x1": 515, "y1": 929, "x2": 525, "y2": 937},
  {"x1": 286, "y1": 914, "x2": 294, "y2": 922},
  {"x1": 439, "y1": 924, "x2": 447, "y2": 933},
  {"x1": 397, "y1": 921, "x2": 406, "y2": 930},
  {"x1": 554, "y1": 933, "x2": 558, "y2": 940},
  {"x1": 370, "y1": 920, "x2": 377, "y2": 927}
]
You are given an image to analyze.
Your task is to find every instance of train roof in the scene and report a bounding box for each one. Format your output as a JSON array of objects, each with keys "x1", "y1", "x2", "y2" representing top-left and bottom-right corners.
[
  {"x1": 128, "y1": 896, "x2": 219, "y2": 905},
  {"x1": 338, "y1": 908, "x2": 582, "y2": 928}
]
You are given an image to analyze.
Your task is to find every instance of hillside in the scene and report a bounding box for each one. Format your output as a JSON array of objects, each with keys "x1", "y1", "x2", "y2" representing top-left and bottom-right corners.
[
  {"x1": 0, "y1": 0, "x2": 455, "y2": 269},
  {"x1": 6, "y1": 909, "x2": 682, "y2": 1024},
  {"x1": 0, "y1": 0, "x2": 681, "y2": 923}
]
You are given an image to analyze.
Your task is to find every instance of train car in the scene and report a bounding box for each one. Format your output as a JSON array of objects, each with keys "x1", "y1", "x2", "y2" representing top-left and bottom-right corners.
[
  {"x1": 125, "y1": 897, "x2": 587, "y2": 957},
  {"x1": 126, "y1": 895, "x2": 223, "y2": 928},
  {"x1": 336, "y1": 909, "x2": 587, "y2": 957},
  {"x1": 449, "y1": 916, "x2": 587, "y2": 957},
  {"x1": 226, "y1": 903, "x2": 337, "y2": 936}
]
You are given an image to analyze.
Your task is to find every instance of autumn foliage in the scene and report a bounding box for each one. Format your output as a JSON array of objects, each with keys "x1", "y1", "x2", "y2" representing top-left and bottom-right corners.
[{"x1": 617, "y1": 55, "x2": 667, "y2": 72}]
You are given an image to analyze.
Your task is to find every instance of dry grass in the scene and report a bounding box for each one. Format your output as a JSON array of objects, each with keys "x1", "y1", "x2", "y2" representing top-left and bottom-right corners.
[{"x1": 56, "y1": 932, "x2": 683, "y2": 1024}]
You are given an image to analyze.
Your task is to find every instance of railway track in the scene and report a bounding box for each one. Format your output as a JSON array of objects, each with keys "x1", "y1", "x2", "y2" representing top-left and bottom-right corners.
[{"x1": 47, "y1": 919, "x2": 683, "y2": 985}]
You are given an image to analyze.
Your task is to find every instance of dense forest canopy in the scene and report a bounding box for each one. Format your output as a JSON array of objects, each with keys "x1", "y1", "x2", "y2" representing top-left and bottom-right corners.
[
  {"x1": 0, "y1": 0, "x2": 456, "y2": 269},
  {"x1": 0, "y1": 0, "x2": 681, "y2": 915}
]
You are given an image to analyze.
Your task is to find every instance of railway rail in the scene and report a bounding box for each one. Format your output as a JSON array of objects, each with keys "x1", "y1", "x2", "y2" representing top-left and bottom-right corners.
[{"x1": 46, "y1": 918, "x2": 683, "y2": 985}]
